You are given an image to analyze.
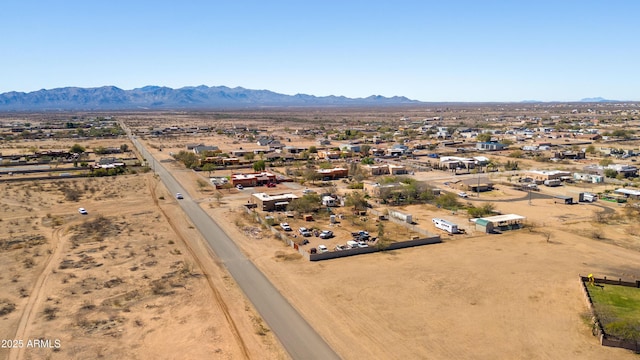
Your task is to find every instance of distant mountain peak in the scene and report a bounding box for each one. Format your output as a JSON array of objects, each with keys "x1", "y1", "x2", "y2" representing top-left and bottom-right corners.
[
  {"x1": 0, "y1": 85, "x2": 421, "y2": 111},
  {"x1": 580, "y1": 97, "x2": 617, "y2": 102}
]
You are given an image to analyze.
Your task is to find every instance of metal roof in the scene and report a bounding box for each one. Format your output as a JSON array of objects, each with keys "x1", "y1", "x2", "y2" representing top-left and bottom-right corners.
[{"x1": 478, "y1": 214, "x2": 526, "y2": 223}]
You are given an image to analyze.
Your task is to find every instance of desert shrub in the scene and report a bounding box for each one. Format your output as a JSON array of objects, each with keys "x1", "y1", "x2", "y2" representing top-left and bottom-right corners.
[
  {"x1": 0, "y1": 299, "x2": 16, "y2": 315},
  {"x1": 71, "y1": 215, "x2": 118, "y2": 242},
  {"x1": 196, "y1": 179, "x2": 208, "y2": 189},
  {"x1": 467, "y1": 203, "x2": 496, "y2": 218},
  {"x1": 60, "y1": 186, "x2": 83, "y2": 201},
  {"x1": 43, "y1": 306, "x2": 58, "y2": 320},
  {"x1": 347, "y1": 182, "x2": 364, "y2": 189}
]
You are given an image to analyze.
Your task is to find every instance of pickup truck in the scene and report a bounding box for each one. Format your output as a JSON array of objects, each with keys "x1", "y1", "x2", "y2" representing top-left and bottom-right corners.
[{"x1": 351, "y1": 230, "x2": 370, "y2": 240}]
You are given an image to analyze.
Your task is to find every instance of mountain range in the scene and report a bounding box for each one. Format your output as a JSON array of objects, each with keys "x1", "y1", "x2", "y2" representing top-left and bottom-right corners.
[
  {"x1": 0, "y1": 85, "x2": 420, "y2": 111},
  {"x1": 579, "y1": 97, "x2": 619, "y2": 103}
]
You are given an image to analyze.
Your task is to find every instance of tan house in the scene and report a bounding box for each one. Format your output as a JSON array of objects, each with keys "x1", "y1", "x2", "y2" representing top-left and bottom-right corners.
[
  {"x1": 363, "y1": 164, "x2": 390, "y2": 176},
  {"x1": 453, "y1": 177, "x2": 494, "y2": 192},
  {"x1": 317, "y1": 150, "x2": 341, "y2": 159},
  {"x1": 250, "y1": 192, "x2": 298, "y2": 211}
]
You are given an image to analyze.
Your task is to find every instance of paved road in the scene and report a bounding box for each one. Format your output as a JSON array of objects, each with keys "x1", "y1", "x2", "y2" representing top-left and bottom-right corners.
[{"x1": 128, "y1": 133, "x2": 340, "y2": 360}]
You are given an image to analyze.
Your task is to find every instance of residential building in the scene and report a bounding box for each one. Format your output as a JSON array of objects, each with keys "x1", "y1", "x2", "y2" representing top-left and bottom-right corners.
[
  {"x1": 250, "y1": 193, "x2": 298, "y2": 211},
  {"x1": 231, "y1": 172, "x2": 278, "y2": 187},
  {"x1": 476, "y1": 142, "x2": 507, "y2": 151}
]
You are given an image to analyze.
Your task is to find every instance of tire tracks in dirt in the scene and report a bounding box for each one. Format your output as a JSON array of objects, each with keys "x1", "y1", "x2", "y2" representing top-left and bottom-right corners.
[
  {"x1": 9, "y1": 225, "x2": 66, "y2": 360},
  {"x1": 147, "y1": 175, "x2": 250, "y2": 360}
]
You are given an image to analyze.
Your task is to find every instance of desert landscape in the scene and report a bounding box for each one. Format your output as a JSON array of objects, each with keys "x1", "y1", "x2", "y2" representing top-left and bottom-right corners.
[
  {"x1": 1, "y1": 105, "x2": 640, "y2": 359},
  {"x1": 0, "y1": 133, "x2": 286, "y2": 359}
]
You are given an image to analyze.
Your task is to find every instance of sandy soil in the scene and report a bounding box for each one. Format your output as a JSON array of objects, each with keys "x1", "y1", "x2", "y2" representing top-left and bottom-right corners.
[
  {"x1": 4, "y1": 116, "x2": 640, "y2": 360},
  {"x1": 138, "y1": 126, "x2": 640, "y2": 359},
  {"x1": 0, "y1": 172, "x2": 286, "y2": 360},
  {"x1": 211, "y1": 200, "x2": 640, "y2": 360}
]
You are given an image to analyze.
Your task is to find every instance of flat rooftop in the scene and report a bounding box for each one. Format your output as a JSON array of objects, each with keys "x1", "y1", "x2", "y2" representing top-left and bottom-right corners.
[{"x1": 477, "y1": 214, "x2": 526, "y2": 223}]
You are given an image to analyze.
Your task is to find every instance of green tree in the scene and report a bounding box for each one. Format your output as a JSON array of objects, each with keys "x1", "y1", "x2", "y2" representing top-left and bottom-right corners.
[
  {"x1": 435, "y1": 192, "x2": 461, "y2": 210},
  {"x1": 214, "y1": 192, "x2": 223, "y2": 205},
  {"x1": 287, "y1": 194, "x2": 321, "y2": 213},
  {"x1": 308, "y1": 146, "x2": 318, "y2": 153},
  {"x1": 120, "y1": 144, "x2": 129, "y2": 152},
  {"x1": 599, "y1": 158, "x2": 614, "y2": 167},
  {"x1": 70, "y1": 144, "x2": 85, "y2": 154},
  {"x1": 504, "y1": 160, "x2": 519, "y2": 170},
  {"x1": 467, "y1": 203, "x2": 496, "y2": 218},
  {"x1": 476, "y1": 133, "x2": 492, "y2": 142},
  {"x1": 304, "y1": 168, "x2": 322, "y2": 184},
  {"x1": 345, "y1": 191, "x2": 368, "y2": 212},
  {"x1": 508, "y1": 150, "x2": 524, "y2": 158},
  {"x1": 603, "y1": 169, "x2": 617, "y2": 178},
  {"x1": 173, "y1": 150, "x2": 199, "y2": 168},
  {"x1": 360, "y1": 144, "x2": 371, "y2": 156},
  {"x1": 202, "y1": 163, "x2": 217, "y2": 177},
  {"x1": 377, "y1": 221, "x2": 385, "y2": 239},
  {"x1": 253, "y1": 160, "x2": 266, "y2": 172},
  {"x1": 244, "y1": 152, "x2": 255, "y2": 161},
  {"x1": 361, "y1": 157, "x2": 374, "y2": 165}
]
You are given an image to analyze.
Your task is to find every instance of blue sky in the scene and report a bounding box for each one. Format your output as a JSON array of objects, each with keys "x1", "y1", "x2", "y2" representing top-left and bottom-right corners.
[{"x1": 1, "y1": 1, "x2": 638, "y2": 102}]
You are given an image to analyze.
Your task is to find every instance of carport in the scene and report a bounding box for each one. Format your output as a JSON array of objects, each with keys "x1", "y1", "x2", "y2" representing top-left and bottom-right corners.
[{"x1": 553, "y1": 195, "x2": 573, "y2": 204}]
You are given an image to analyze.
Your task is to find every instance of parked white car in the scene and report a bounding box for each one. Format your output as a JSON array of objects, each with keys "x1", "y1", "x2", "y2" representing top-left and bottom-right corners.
[
  {"x1": 317, "y1": 244, "x2": 328, "y2": 253},
  {"x1": 298, "y1": 227, "x2": 312, "y2": 237},
  {"x1": 319, "y1": 230, "x2": 334, "y2": 239},
  {"x1": 280, "y1": 223, "x2": 292, "y2": 231},
  {"x1": 78, "y1": 207, "x2": 88, "y2": 215}
]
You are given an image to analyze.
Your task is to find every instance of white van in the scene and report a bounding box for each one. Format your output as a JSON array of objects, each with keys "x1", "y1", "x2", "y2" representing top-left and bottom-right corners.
[{"x1": 346, "y1": 240, "x2": 359, "y2": 249}]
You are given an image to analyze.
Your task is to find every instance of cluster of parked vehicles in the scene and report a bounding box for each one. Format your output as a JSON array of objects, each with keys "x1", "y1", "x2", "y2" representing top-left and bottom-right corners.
[
  {"x1": 280, "y1": 223, "x2": 336, "y2": 240},
  {"x1": 279, "y1": 220, "x2": 375, "y2": 254}
]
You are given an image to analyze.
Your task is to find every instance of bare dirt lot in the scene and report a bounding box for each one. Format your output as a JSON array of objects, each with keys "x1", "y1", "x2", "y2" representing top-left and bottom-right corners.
[{"x1": 0, "y1": 173, "x2": 285, "y2": 360}]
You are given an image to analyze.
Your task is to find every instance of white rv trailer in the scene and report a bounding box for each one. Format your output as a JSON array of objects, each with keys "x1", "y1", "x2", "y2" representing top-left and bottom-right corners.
[{"x1": 432, "y1": 218, "x2": 458, "y2": 234}]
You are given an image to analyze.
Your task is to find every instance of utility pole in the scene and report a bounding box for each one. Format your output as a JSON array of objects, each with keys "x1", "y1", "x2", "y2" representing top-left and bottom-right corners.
[{"x1": 477, "y1": 168, "x2": 480, "y2": 198}]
